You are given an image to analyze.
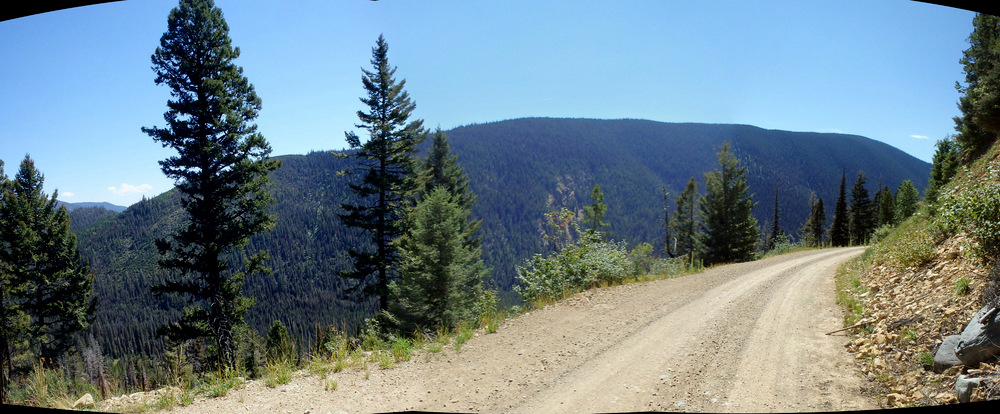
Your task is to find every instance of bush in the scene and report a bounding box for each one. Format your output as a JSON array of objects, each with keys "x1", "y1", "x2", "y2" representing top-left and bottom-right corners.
[
  {"x1": 935, "y1": 162, "x2": 1000, "y2": 263},
  {"x1": 515, "y1": 232, "x2": 631, "y2": 306}
]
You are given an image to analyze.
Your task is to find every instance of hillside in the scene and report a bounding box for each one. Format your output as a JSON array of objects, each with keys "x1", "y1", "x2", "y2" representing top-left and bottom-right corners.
[
  {"x1": 837, "y1": 142, "x2": 1000, "y2": 406},
  {"x1": 74, "y1": 118, "x2": 931, "y2": 358}
]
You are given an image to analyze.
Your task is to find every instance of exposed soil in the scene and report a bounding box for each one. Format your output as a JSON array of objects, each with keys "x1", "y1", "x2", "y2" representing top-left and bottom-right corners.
[{"x1": 162, "y1": 247, "x2": 876, "y2": 413}]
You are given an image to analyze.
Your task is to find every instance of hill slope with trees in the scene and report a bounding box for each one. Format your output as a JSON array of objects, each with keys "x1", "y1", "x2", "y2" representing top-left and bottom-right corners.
[{"x1": 73, "y1": 117, "x2": 930, "y2": 357}]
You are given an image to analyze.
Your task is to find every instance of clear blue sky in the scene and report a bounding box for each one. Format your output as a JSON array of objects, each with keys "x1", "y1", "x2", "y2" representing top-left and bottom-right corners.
[{"x1": 0, "y1": 0, "x2": 977, "y2": 207}]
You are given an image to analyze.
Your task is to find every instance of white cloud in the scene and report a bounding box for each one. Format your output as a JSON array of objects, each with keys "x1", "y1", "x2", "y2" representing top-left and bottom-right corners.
[
  {"x1": 910, "y1": 135, "x2": 930, "y2": 140},
  {"x1": 61, "y1": 191, "x2": 75, "y2": 199},
  {"x1": 108, "y1": 183, "x2": 152, "y2": 195}
]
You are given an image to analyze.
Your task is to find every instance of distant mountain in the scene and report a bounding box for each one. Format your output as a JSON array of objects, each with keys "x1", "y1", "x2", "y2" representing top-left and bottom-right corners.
[
  {"x1": 73, "y1": 118, "x2": 930, "y2": 357},
  {"x1": 59, "y1": 201, "x2": 128, "y2": 213}
]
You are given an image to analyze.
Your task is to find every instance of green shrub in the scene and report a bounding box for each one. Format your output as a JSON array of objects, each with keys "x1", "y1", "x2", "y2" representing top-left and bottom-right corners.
[
  {"x1": 935, "y1": 162, "x2": 1000, "y2": 263},
  {"x1": 515, "y1": 233, "x2": 632, "y2": 306}
]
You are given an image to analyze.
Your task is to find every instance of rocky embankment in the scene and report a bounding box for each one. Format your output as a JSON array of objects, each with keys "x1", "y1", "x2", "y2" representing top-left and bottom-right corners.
[{"x1": 845, "y1": 234, "x2": 999, "y2": 407}]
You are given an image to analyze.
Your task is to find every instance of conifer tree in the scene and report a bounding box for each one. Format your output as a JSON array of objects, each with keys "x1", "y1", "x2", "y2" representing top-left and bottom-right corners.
[
  {"x1": 671, "y1": 177, "x2": 700, "y2": 264},
  {"x1": 417, "y1": 129, "x2": 480, "y2": 249},
  {"x1": 391, "y1": 187, "x2": 486, "y2": 331},
  {"x1": 830, "y1": 170, "x2": 850, "y2": 247},
  {"x1": 339, "y1": 34, "x2": 426, "y2": 312},
  {"x1": 583, "y1": 183, "x2": 609, "y2": 238},
  {"x1": 698, "y1": 143, "x2": 759, "y2": 265},
  {"x1": 925, "y1": 137, "x2": 960, "y2": 206},
  {"x1": 0, "y1": 156, "x2": 95, "y2": 369},
  {"x1": 765, "y1": 187, "x2": 782, "y2": 252},
  {"x1": 848, "y1": 171, "x2": 875, "y2": 245},
  {"x1": 142, "y1": 0, "x2": 279, "y2": 371},
  {"x1": 801, "y1": 193, "x2": 826, "y2": 247},
  {"x1": 875, "y1": 185, "x2": 896, "y2": 228},
  {"x1": 954, "y1": 13, "x2": 1000, "y2": 158},
  {"x1": 894, "y1": 180, "x2": 919, "y2": 223},
  {"x1": 0, "y1": 160, "x2": 19, "y2": 404}
]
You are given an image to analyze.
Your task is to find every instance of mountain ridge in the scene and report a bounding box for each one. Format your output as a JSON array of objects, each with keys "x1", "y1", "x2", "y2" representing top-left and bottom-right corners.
[{"x1": 71, "y1": 117, "x2": 931, "y2": 357}]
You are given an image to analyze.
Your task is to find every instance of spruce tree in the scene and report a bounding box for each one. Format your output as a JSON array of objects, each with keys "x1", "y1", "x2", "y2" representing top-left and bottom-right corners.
[
  {"x1": 142, "y1": 0, "x2": 279, "y2": 371},
  {"x1": 671, "y1": 177, "x2": 700, "y2": 264},
  {"x1": 848, "y1": 171, "x2": 875, "y2": 245},
  {"x1": 765, "y1": 187, "x2": 782, "y2": 252},
  {"x1": 0, "y1": 160, "x2": 20, "y2": 404},
  {"x1": 391, "y1": 187, "x2": 486, "y2": 332},
  {"x1": 583, "y1": 183, "x2": 609, "y2": 238},
  {"x1": 698, "y1": 143, "x2": 759, "y2": 265},
  {"x1": 925, "y1": 137, "x2": 960, "y2": 206},
  {"x1": 0, "y1": 156, "x2": 95, "y2": 367},
  {"x1": 417, "y1": 129, "x2": 480, "y2": 249},
  {"x1": 894, "y1": 180, "x2": 919, "y2": 223},
  {"x1": 954, "y1": 13, "x2": 1000, "y2": 158},
  {"x1": 875, "y1": 185, "x2": 896, "y2": 228},
  {"x1": 339, "y1": 34, "x2": 426, "y2": 312},
  {"x1": 830, "y1": 170, "x2": 850, "y2": 247},
  {"x1": 801, "y1": 193, "x2": 826, "y2": 247}
]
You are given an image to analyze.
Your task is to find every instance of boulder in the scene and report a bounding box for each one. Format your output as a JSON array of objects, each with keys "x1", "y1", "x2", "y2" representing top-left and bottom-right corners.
[
  {"x1": 73, "y1": 393, "x2": 95, "y2": 409},
  {"x1": 933, "y1": 335, "x2": 963, "y2": 373},
  {"x1": 954, "y1": 374, "x2": 981, "y2": 404},
  {"x1": 955, "y1": 305, "x2": 1000, "y2": 366}
]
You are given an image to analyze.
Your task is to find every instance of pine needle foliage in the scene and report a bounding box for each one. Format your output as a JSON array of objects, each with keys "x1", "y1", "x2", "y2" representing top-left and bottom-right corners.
[
  {"x1": 338, "y1": 34, "x2": 426, "y2": 312},
  {"x1": 697, "y1": 142, "x2": 759, "y2": 265},
  {"x1": 141, "y1": 0, "x2": 280, "y2": 372}
]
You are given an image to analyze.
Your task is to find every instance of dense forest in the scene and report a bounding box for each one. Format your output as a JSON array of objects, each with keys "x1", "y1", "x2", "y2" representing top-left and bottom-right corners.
[{"x1": 64, "y1": 117, "x2": 931, "y2": 358}]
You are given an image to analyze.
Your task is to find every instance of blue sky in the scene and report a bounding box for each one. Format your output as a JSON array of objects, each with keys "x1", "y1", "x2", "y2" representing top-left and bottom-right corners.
[{"x1": 0, "y1": 0, "x2": 977, "y2": 206}]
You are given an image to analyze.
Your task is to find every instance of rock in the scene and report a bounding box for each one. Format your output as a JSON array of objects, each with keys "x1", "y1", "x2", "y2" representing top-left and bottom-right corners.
[
  {"x1": 73, "y1": 393, "x2": 95, "y2": 409},
  {"x1": 955, "y1": 305, "x2": 1000, "y2": 366},
  {"x1": 954, "y1": 374, "x2": 981, "y2": 403},
  {"x1": 933, "y1": 335, "x2": 963, "y2": 373}
]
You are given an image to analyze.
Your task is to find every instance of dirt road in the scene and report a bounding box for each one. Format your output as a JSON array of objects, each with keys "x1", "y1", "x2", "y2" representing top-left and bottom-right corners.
[{"x1": 170, "y1": 247, "x2": 877, "y2": 413}]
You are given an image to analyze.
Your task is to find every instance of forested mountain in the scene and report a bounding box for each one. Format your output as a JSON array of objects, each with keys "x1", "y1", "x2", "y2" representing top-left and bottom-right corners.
[{"x1": 74, "y1": 117, "x2": 930, "y2": 357}]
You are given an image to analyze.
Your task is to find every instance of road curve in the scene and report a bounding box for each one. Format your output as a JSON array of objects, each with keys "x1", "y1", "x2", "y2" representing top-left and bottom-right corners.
[{"x1": 169, "y1": 247, "x2": 877, "y2": 414}]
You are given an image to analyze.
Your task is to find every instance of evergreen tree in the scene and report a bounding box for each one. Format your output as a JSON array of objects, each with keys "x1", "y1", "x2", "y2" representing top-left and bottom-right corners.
[
  {"x1": 391, "y1": 187, "x2": 486, "y2": 332},
  {"x1": 0, "y1": 156, "x2": 95, "y2": 369},
  {"x1": 800, "y1": 193, "x2": 826, "y2": 247},
  {"x1": 954, "y1": 13, "x2": 1000, "y2": 158},
  {"x1": 583, "y1": 183, "x2": 609, "y2": 238},
  {"x1": 875, "y1": 185, "x2": 896, "y2": 228},
  {"x1": 830, "y1": 170, "x2": 850, "y2": 247},
  {"x1": 264, "y1": 320, "x2": 295, "y2": 364},
  {"x1": 418, "y1": 129, "x2": 481, "y2": 249},
  {"x1": 925, "y1": 137, "x2": 960, "y2": 206},
  {"x1": 338, "y1": 34, "x2": 427, "y2": 312},
  {"x1": 662, "y1": 187, "x2": 674, "y2": 257},
  {"x1": 141, "y1": 0, "x2": 279, "y2": 371},
  {"x1": 0, "y1": 160, "x2": 21, "y2": 404},
  {"x1": 894, "y1": 180, "x2": 920, "y2": 223},
  {"x1": 698, "y1": 143, "x2": 759, "y2": 265},
  {"x1": 848, "y1": 171, "x2": 875, "y2": 245},
  {"x1": 671, "y1": 177, "x2": 699, "y2": 263},
  {"x1": 765, "y1": 186, "x2": 782, "y2": 252}
]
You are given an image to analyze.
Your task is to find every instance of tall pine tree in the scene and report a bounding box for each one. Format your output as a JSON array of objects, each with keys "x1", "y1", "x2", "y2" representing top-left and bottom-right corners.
[
  {"x1": 800, "y1": 193, "x2": 826, "y2": 247},
  {"x1": 848, "y1": 171, "x2": 875, "y2": 245},
  {"x1": 765, "y1": 186, "x2": 782, "y2": 252},
  {"x1": 0, "y1": 156, "x2": 95, "y2": 370},
  {"x1": 925, "y1": 137, "x2": 960, "y2": 206},
  {"x1": 339, "y1": 34, "x2": 427, "y2": 312},
  {"x1": 954, "y1": 13, "x2": 1000, "y2": 159},
  {"x1": 142, "y1": 0, "x2": 279, "y2": 371},
  {"x1": 698, "y1": 143, "x2": 759, "y2": 265},
  {"x1": 671, "y1": 177, "x2": 700, "y2": 264},
  {"x1": 830, "y1": 170, "x2": 850, "y2": 247},
  {"x1": 894, "y1": 180, "x2": 919, "y2": 223}
]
